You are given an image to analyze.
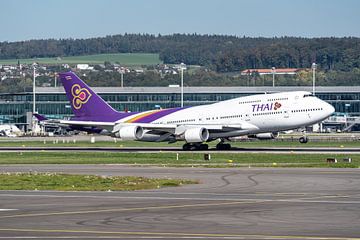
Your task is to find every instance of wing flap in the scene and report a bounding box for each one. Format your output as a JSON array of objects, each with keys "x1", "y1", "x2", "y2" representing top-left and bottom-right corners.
[{"x1": 42, "y1": 119, "x2": 115, "y2": 131}]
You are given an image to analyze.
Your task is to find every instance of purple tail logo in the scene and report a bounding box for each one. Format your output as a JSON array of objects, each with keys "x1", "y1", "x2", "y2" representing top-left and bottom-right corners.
[{"x1": 71, "y1": 84, "x2": 92, "y2": 109}]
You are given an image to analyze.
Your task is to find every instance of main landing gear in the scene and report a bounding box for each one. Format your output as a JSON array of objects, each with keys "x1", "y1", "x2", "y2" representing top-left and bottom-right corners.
[
  {"x1": 216, "y1": 142, "x2": 231, "y2": 150},
  {"x1": 182, "y1": 143, "x2": 209, "y2": 151},
  {"x1": 215, "y1": 138, "x2": 232, "y2": 150},
  {"x1": 182, "y1": 139, "x2": 232, "y2": 151}
]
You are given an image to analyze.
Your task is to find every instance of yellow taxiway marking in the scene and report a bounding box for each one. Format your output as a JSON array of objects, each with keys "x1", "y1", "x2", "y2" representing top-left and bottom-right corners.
[
  {"x1": 0, "y1": 228, "x2": 358, "y2": 240},
  {"x1": 0, "y1": 200, "x2": 262, "y2": 219}
]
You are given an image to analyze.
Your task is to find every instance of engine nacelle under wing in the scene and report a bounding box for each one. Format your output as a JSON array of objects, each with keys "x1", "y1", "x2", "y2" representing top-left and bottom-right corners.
[
  {"x1": 249, "y1": 132, "x2": 279, "y2": 140},
  {"x1": 114, "y1": 125, "x2": 144, "y2": 140},
  {"x1": 184, "y1": 127, "x2": 209, "y2": 143}
]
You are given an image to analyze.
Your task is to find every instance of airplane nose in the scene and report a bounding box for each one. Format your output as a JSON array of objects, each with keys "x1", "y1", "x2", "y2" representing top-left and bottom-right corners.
[{"x1": 325, "y1": 102, "x2": 335, "y2": 115}]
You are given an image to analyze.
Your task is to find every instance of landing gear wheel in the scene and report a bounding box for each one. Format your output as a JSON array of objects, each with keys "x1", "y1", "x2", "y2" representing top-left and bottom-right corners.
[
  {"x1": 199, "y1": 144, "x2": 209, "y2": 150},
  {"x1": 216, "y1": 143, "x2": 231, "y2": 150},
  {"x1": 299, "y1": 136, "x2": 309, "y2": 144},
  {"x1": 182, "y1": 143, "x2": 191, "y2": 151},
  {"x1": 182, "y1": 143, "x2": 209, "y2": 151}
]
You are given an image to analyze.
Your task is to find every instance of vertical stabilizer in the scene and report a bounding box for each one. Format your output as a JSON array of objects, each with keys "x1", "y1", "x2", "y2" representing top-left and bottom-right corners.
[{"x1": 59, "y1": 72, "x2": 119, "y2": 120}]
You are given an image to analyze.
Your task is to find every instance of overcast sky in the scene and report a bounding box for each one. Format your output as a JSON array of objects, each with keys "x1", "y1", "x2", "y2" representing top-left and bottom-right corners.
[{"x1": 1, "y1": 0, "x2": 359, "y2": 42}]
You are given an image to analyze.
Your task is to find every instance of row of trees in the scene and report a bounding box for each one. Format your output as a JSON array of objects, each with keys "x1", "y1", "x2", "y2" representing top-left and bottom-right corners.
[{"x1": 1, "y1": 34, "x2": 360, "y2": 72}]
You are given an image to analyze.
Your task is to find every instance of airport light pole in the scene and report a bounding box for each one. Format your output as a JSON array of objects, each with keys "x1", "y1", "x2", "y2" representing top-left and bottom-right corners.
[
  {"x1": 180, "y1": 63, "x2": 186, "y2": 108},
  {"x1": 120, "y1": 69, "x2": 124, "y2": 88},
  {"x1": 54, "y1": 72, "x2": 57, "y2": 88},
  {"x1": 32, "y1": 63, "x2": 36, "y2": 113},
  {"x1": 272, "y1": 67, "x2": 276, "y2": 87},
  {"x1": 312, "y1": 63, "x2": 316, "y2": 95},
  {"x1": 32, "y1": 63, "x2": 38, "y2": 134}
]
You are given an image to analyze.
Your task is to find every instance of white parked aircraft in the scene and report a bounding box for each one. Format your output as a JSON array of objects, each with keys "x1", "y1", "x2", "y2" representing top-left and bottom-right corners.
[
  {"x1": 36, "y1": 72, "x2": 335, "y2": 150},
  {"x1": 0, "y1": 124, "x2": 21, "y2": 137}
]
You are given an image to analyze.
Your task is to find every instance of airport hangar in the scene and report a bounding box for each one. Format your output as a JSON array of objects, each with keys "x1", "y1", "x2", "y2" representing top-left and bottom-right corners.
[{"x1": 0, "y1": 86, "x2": 359, "y2": 131}]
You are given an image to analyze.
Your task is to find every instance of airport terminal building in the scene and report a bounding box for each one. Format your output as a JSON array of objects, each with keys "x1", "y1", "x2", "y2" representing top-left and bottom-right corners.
[{"x1": 0, "y1": 86, "x2": 359, "y2": 130}]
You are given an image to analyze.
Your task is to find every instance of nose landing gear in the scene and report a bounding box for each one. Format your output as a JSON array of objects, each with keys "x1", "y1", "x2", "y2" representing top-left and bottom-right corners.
[{"x1": 299, "y1": 136, "x2": 309, "y2": 144}]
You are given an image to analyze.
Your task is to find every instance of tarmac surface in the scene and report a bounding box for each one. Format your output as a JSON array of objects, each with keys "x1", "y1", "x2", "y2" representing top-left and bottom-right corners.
[{"x1": 0, "y1": 165, "x2": 360, "y2": 239}]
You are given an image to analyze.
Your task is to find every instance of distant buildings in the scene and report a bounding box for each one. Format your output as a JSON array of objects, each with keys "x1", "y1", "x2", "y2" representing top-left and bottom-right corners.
[
  {"x1": 0, "y1": 61, "x2": 190, "y2": 83},
  {"x1": 76, "y1": 64, "x2": 94, "y2": 70}
]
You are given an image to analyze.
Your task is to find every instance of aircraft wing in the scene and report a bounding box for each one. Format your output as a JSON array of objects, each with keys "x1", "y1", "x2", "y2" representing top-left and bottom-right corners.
[
  {"x1": 40, "y1": 119, "x2": 257, "y2": 134},
  {"x1": 44, "y1": 119, "x2": 115, "y2": 131},
  {"x1": 113, "y1": 122, "x2": 258, "y2": 135}
]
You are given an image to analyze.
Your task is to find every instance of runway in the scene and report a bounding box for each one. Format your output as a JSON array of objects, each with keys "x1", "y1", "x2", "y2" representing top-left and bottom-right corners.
[
  {"x1": 1, "y1": 165, "x2": 360, "y2": 239},
  {"x1": 0, "y1": 146, "x2": 360, "y2": 154}
]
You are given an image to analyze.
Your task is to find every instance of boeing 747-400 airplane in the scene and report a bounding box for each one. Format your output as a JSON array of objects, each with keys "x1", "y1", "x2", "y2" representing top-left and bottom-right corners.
[{"x1": 36, "y1": 72, "x2": 335, "y2": 150}]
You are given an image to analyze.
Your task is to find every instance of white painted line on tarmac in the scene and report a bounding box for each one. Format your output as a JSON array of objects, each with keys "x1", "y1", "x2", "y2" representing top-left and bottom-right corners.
[
  {"x1": 0, "y1": 209, "x2": 17, "y2": 211},
  {"x1": 1, "y1": 192, "x2": 359, "y2": 204},
  {"x1": 1, "y1": 193, "x2": 359, "y2": 206}
]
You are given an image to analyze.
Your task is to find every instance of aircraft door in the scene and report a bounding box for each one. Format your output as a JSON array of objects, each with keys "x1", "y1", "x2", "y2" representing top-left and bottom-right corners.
[
  {"x1": 283, "y1": 108, "x2": 289, "y2": 118},
  {"x1": 293, "y1": 95, "x2": 300, "y2": 105},
  {"x1": 245, "y1": 114, "x2": 250, "y2": 121}
]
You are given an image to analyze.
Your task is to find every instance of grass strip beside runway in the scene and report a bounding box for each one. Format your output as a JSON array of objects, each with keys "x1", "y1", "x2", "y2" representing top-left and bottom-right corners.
[
  {"x1": 0, "y1": 173, "x2": 196, "y2": 191},
  {"x1": 0, "y1": 140, "x2": 360, "y2": 148},
  {"x1": 0, "y1": 152, "x2": 359, "y2": 167}
]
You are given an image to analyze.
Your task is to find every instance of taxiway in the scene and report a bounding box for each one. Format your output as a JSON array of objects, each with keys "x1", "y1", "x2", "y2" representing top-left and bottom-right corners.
[{"x1": 0, "y1": 165, "x2": 360, "y2": 239}]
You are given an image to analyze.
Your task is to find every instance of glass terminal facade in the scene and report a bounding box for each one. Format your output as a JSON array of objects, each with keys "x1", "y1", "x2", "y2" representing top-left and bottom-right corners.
[{"x1": 0, "y1": 86, "x2": 359, "y2": 128}]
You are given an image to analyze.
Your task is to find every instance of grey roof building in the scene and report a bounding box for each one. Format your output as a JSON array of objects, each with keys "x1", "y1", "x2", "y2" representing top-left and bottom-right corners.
[{"x1": 0, "y1": 86, "x2": 359, "y2": 127}]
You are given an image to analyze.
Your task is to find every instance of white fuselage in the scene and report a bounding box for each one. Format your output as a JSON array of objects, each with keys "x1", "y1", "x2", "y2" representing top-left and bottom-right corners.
[{"x1": 115, "y1": 91, "x2": 335, "y2": 142}]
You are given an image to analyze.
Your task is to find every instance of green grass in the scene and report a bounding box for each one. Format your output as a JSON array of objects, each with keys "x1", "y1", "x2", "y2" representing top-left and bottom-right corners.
[
  {"x1": 0, "y1": 53, "x2": 162, "y2": 65},
  {"x1": 1, "y1": 152, "x2": 359, "y2": 168},
  {"x1": 0, "y1": 139, "x2": 359, "y2": 148},
  {"x1": 0, "y1": 173, "x2": 196, "y2": 191},
  {"x1": 230, "y1": 140, "x2": 360, "y2": 148}
]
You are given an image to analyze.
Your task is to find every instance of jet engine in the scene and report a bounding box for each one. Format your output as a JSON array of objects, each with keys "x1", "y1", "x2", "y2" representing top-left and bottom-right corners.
[
  {"x1": 114, "y1": 125, "x2": 144, "y2": 140},
  {"x1": 184, "y1": 127, "x2": 209, "y2": 143},
  {"x1": 249, "y1": 132, "x2": 279, "y2": 140}
]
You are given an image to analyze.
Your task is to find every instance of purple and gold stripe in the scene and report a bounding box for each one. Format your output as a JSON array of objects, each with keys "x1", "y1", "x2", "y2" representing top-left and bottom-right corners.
[{"x1": 125, "y1": 107, "x2": 187, "y2": 123}]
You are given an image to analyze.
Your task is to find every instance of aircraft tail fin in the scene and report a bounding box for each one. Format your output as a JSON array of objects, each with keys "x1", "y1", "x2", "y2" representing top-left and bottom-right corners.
[
  {"x1": 33, "y1": 113, "x2": 48, "y2": 121},
  {"x1": 59, "y1": 72, "x2": 119, "y2": 119}
]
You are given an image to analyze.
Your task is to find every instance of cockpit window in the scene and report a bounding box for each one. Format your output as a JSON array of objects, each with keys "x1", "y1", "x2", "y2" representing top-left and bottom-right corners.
[{"x1": 303, "y1": 94, "x2": 314, "y2": 98}]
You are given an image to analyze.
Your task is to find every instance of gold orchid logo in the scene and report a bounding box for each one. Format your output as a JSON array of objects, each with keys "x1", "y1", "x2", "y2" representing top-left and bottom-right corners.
[
  {"x1": 274, "y1": 102, "x2": 282, "y2": 110},
  {"x1": 71, "y1": 84, "x2": 92, "y2": 109}
]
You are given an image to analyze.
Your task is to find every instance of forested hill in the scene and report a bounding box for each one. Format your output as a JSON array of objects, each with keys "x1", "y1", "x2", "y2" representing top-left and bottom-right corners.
[{"x1": 1, "y1": 34, "x2": 360, "y2": 72}]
